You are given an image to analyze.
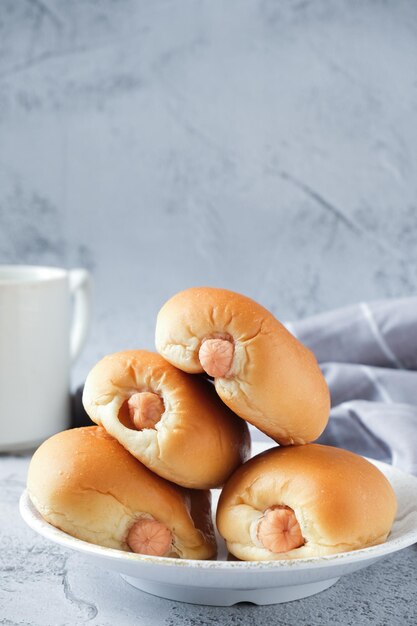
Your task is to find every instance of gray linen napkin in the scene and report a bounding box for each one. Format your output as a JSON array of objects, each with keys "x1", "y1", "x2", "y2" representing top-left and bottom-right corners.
[
  {"x1": 279, "y1": 298, "x2": 417, "y2": 475},
  {"x1": 73, "y1": 298, "x2": 417, "y2": 474}
]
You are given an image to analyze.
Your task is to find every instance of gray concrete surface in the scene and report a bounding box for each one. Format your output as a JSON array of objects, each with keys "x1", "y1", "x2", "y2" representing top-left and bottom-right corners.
[{"x1": 2, "y1": 455, "x2": 417, "y2": 626}]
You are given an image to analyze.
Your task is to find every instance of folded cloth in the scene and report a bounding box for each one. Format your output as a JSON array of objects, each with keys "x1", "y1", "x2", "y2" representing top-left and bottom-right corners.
[
  {"x1": 280, "y1": 298, "x2": 417, "y2": 476},
  {"x1": 72, "y1": 298, "x2": 417, "y2": 475},
  {"x1": 285, "y1": 298, "x2": 417, "y2": 370}
]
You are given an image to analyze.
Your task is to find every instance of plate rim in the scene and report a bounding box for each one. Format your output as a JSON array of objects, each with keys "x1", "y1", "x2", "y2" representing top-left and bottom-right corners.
[{"x1": 19, "y1": 454, "x2": 417, "y2": 572}]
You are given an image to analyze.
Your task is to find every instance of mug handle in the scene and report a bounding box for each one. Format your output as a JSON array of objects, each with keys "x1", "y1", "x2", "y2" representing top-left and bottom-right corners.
[{"x1": 69, "y1": 269, "x2": 92, "y2": 363}]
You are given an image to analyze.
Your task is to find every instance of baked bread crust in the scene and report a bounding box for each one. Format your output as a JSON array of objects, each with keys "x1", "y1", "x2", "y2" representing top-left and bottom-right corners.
[
  {"x1": 156, "y1": 287, "x2": 330, "y2": 444},
  {"x1": 82, "y1": 350, "x2": 251, "y2": 488},
  {"x1": 27, "y1": 426, "x2": 217, "y2": 559},
  {"x1": 216, "y1": 444, "x2": 397, "y2": 560}
]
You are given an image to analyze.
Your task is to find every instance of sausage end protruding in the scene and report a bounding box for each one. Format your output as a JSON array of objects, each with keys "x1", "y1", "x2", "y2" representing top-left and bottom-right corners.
[
  {"x1": 256, "y1": 506, "x2": 304, "y2": 553},
  {"x1": 127, "y1": 518, "x2": 172, "y2": 556},
  {"x1": 128, "y1": 392, "x2": 165, "y2": 430},
  {"x1": 198, "y1": 338, "x2": 234, "y2": 378}
]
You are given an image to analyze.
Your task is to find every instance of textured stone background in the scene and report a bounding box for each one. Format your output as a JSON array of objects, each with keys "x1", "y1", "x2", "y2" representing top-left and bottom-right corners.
[
  {"x1": 1, "y1": 0, "x2": 417, "y2": 385},
  {"x1": 2, "y1": 3, "x2": 417, "y2": 623}
]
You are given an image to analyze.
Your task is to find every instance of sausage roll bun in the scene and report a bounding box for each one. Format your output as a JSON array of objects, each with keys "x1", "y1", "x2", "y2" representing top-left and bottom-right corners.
[
  {"x1": 82, "y1": 350, "x2": 250, "y2": 488},
  {"x1": 155, "y1": 287, "x2": 330, "y2": 445},
  {"x1": 27, "y1": 427, "x2": 217, "y2": 559},
  {"x1": 216, "y1": 444, "x2": 397, "y2": 560}
]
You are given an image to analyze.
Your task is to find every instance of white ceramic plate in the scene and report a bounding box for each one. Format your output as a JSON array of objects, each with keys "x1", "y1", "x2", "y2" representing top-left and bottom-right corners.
[{"x1": 20, "y1": 443, "x2": 417, "y2": 606}]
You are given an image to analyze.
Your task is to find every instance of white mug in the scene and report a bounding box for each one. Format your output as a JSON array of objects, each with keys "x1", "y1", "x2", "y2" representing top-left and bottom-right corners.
[{"x1": 0, "y1": 265, "x2": 91, "y2": 451}]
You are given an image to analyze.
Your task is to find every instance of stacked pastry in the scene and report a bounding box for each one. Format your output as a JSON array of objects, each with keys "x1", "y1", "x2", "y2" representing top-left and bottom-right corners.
[
  {"x1": 156, "y1": 287, "x2": 397, "y2": 560},
  {"x1": 27, "y1": 348, "x2": 250, "y2": 559},
  {"x1": 27, "y1": 287, "x2": 397, "y2": 561}
]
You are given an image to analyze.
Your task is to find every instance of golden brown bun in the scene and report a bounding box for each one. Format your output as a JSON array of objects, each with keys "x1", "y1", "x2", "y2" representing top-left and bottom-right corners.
[
  {"x1": 155, "y1": 287, "x2": 330, "y2": 444},
  {"x1": 27, "y1": 427, "x2": 216, "y2": 559},
  {"x1": 82, "y1": 350, "x2": 250, "y2": 488},
  {"x1": 216, "y1": 444, "x2": 397, "y2": 560}
]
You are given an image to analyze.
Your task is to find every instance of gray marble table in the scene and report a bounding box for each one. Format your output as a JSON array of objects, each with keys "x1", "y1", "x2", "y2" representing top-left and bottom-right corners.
[{"x1": 1, "y1": 454, "x2": 416, "y2": 626}]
